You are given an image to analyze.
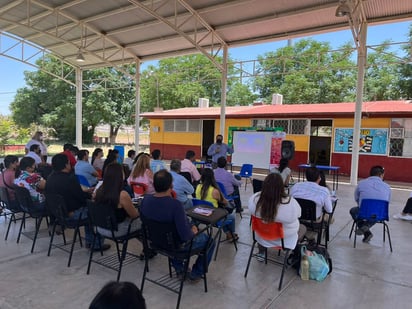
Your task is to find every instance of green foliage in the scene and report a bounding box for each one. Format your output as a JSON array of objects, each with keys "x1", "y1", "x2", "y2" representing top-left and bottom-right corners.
[{"x1": 398, "y1": 24, "x2": 412, "y2": 99}]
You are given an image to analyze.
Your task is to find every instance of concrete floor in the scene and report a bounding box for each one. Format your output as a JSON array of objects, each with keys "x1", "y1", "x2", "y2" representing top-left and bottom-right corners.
[{"x1": 1, "y1": 177, "x2": 412, "y2": 309}]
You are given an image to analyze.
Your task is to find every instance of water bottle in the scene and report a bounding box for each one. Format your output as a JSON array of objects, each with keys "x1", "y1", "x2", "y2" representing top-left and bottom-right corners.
[{"x1": 300, "y1": 255, "x2": 310, "y2": 280}]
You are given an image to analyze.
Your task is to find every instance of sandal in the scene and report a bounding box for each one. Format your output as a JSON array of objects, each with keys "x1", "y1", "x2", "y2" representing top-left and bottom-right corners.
[{"x1": 226, "y1": 233, "x2": 239, "y2": 242}]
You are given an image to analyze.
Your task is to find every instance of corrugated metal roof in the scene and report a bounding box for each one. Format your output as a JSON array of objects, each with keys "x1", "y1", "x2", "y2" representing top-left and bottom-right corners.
[
  {"x1": 1, "y1": 0, "x2": 411, "y2": 69},
  {"x1": 141, "y1": 100, "x2": 412, "y2": 119}
]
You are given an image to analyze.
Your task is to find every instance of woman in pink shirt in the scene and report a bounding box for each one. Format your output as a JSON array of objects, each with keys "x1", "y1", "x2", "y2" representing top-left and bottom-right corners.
[{"x1": 127, "y1": 154, "x2": 154, "y2": 195}]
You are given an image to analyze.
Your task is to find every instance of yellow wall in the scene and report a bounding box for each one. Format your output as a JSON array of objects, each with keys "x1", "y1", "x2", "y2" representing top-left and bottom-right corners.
[
  {"x1": 149, "y1": 119, "x2": 201, "y2": 146},
  {"x1": 285, "y1": 135, "x2": 309, "y2": 152},
  {"x1": 334, "y1": 117, "x2": 390, "y2": 128}
]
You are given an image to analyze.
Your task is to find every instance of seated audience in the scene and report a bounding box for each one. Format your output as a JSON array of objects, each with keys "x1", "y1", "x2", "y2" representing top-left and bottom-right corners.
[
  {"x1": 102, "y1": 149, "x2": 119, "y2": 177},
  {"x1": 25, "y1": 144, "x2": 43, "y2": 166},
  {"x1": 180, "y1": 150, "x2": 201, "y2": 184},
  {"x1": 140, "y1": 169, "x2": 215, "y2": 282},
  {"x1": 128, "y1": 154, "x2": 154, "y2": 195},
  {"x1": 290, "y1": 166, "x2": 333, "y2": 221},
  {"x1": 75, "y1": 149, "x2": 99, "y2": 187},
  {"x1": 89, "y1": 281, "x2": 146, "y2": 309},
  {"x1": 195, "y1": 168, "x2": 238, "y2": 241},
  {"x1": 0, "y1": 155, "x2": 19, "y2": 206},
  {"x1": 248, "y1": 173, "x2": 306, "y2": 258},
  {"x1": 14, "y1": 157, "x2": 46, "y2": 212},
  {"x1": 25, "y1": 131, "x2": 48, "y2": 163},
  {"x1": 270, "y1": 158, "x2": 292, "y2": 186},
  {"x1": 91, "y1": 148, "x2": 105, "y2": 174},
  {"x1": 45, "y1": 154, "x2": 109, "y2": 251},
  {"x1": 94, "y1": 163, "x2": 140, "y2": 237},
  {"x1": 61, "y1": 143, "x2": 77, "y2": 169},
  {"x1": 169, "y1": 159, "x2": 194, "y2": 209},
  {"x1": 350, "y1": 165, "x2": 391, "y2": 242},
  {"x1": 214, "y1": 156, "x2": 242, "y2": 213},
  {"x1": 150, "y1": 149, "x2": 166, "y2": 173},
  {"x1": 124, "y1": 149, "x2": 136, "y2": 171},
  {"x1": 393, "y1": 192, "x2": 412, "y2": 221}
]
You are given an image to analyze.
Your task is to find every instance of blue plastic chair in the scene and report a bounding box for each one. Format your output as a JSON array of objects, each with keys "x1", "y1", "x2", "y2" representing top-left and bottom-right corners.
[
  {"x1": 191, "y1": 198, "x2": 237, "y2": 260},
  {"x1": 76, "y1": 174, "x2": 91, "y2": 188},
  {"x1": 216, "y1": 182, "x2": 242, "y2": 219},
  {"x1": 236, "y1": 164, "x2": 253, "y2": 191},
  {"x1": 349, "y1": 199, "x2": 392, "y2": 252}
]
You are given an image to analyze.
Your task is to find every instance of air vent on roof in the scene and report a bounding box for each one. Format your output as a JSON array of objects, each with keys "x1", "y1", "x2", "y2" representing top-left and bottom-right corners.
[
  {"x1": 198, "y1": 98, "x2": 209, "y2": 108},
  {"x1": 271, "y1": 93, "x2": 283, "y2": 105}
]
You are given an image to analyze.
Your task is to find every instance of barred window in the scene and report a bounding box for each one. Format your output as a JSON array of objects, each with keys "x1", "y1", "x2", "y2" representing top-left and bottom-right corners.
[
  {"x1": 164, "y1": 120, "x2": 174, "y2": 132},
  {"x1": 188, "y1": 120, "x2": 201, "y2": 132},
  {"x1": 272, "y1": 120, "x2": 289, "y2": 132},
  {"x1": 291, "y1": 119, "x2": 307, "y2": 134},
  {"x1": 175, "y1": 120, "x2": 187, "y2": 132},
  {"x1": 389, "y1": 138, "x2": 403, "y2": 156}
]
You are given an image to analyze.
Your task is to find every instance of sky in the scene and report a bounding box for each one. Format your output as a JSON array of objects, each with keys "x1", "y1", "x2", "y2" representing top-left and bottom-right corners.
[{"x1": 0, "y1": 21, "x2": 411, "y2": 115}]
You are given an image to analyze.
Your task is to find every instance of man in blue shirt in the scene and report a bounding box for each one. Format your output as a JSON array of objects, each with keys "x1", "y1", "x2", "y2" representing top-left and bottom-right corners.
[
  {"x1": 170, "y1": 159, "x2": 194, "y2": 209},
  {"x1": 150, "y1": 149, "x2": 167, "y2": 173},
  {"x1": 350, "y1": 165, "x2": 391, "y2": 243},
  {"x1": 139, "y1": 170, "x2": 215, "y2": 282},
  {"x1": 75, "y1": 149, "x2": 99, "y2": 187},
  {"x1": 207, "y1": 134, "x2": 233, "y2": 167}
]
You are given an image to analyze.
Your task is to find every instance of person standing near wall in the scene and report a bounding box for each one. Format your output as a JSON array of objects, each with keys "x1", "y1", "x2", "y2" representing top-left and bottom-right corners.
[{"x1": 207, "y1": 134, "x2": 233, "y2": 168}]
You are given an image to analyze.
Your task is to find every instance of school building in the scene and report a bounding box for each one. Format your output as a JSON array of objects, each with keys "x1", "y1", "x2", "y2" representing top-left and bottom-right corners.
[{"x1": 141, "y1": 100, "x2": 412, "y2": 182}]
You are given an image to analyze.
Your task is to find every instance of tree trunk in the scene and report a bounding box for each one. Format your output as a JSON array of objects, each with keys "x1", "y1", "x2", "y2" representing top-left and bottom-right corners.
[{"x1": 109, "y1": 125, "x2": 120, "y2": 144}]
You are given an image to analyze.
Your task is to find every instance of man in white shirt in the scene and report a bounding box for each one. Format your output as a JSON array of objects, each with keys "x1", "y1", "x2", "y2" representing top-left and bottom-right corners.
[
  {"x1": 25, "y1": 144, "x2": 42, "y2": 166},
  {"x1": 180, "y1": 150, "x2": 201, "y2": 184},
  {"x1": 290, "y1": 166, "x2": 332, "y2": 220},
  {"x1": 124, "y1": 149, "x2": 136, "y2": 171}
]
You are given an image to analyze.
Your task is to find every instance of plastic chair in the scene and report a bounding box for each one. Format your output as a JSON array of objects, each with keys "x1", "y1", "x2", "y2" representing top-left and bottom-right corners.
[
  {"x1": 87, "y1": 201, "x2": 141, "y2": 281},
  {"x1": 295, "y1": 198, "x2": 325, "y2": 247},
  {"x1": 130, "y1": 182, "x2": 148, "y2": 198},
  {"x1": 140, "y1": 216, "x2": 211, "y2": 309},
  {"x1": 216, "y1": 181, "x2": 242, "y2": 219},
  {"x1": 349, "y1": 199, "x2": 392, "y2": 252},
  {"x1": 236, "y1": 164, "x2": 253, "y2": 190},
  {"x1": 191, "y1": 198, "x2": 237, "y2": 260},
  {"x1": 252, "y1": 178, "x2": 263, "y2": 193},
  {"x1": 244, "y1": 216, "x2": 296, "y2": 291},
  {"x1": 14, "y1": 186, "x2": 49, "y2": 253},
  {"x1": 45, "y1": 193, "x2": 89, "y2": 267},
  {"x1": 1, "y1": 186, "x2": 25, "y2": 241},
  {"x1": 76, "y1": 174, "x2": 91, "y2": 188}
]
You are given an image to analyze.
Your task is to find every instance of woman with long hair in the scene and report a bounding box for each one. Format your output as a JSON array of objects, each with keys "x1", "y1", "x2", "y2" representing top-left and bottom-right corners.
[
  {"x1": 0, "y1": 155, "x2": 19, "y2": 208},
  {"x1": 91, "y1": 148, "x2": 105, "y2": 174},
  {"x1": 127, "y1": 154, "x2": 154, "y2": 194},
  {"x1": 248, "y1": 173, "x2": 305, "y2": 258},
  {"x1": 101, "y1": 149, "x2": 119, "y2": 177},
  {"x1": 270, "y1": 158, "x2": 291, "y2": 186},
  {"x1": 94, "y1": 163, "x2": 140, "y2": 237},
  {"x1": 195, "y1": 168, "x2": 238, "y2": 241}
]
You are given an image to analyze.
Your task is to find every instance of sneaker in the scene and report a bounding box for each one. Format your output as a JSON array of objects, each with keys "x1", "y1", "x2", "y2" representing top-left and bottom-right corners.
[
  {"x1": 355, "y1": 225, "x2": 369, "y2": 235},
  {"x1": 188, "y1": 273, "x2": 203, "y2": 283},
  {"x1": 363, "y1": 231, "x2": 373, "y2": 243},
  {"x1": 393, "y1": 213, "x2": 412, "y2": 221},
  {"x1": 256, "y1": 252, "x2": 265, "y2": 262}
]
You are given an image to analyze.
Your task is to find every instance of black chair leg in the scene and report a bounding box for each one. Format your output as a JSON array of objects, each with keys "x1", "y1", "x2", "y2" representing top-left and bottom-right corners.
[
  {"x1": 31, "y1": 216, "x2": 43, "y2": 253},
  {"x1": 86, "y1": 234, "x2": 97, "y2": 275},
  {"x1": 117, "y1": 240, "x2": 129, "y2": 281},
  {"x1": 47, "y1": 223, "x2": 56, "y2": 256},
  {"x1": 16, "y1": 213, "x2": 26, "y2": 243},
  {"x1": 5, "y1": 213, "x2": 16, "y2": 240},
  {"x1": 68, "y1": 226, "x2": 79, "y2": 267},
  {"x1": 244, "y1": 241, "x2": 256, "y2": 277},
  {"x1": 213, "y1": 229, "x2": 223, "y2": 261}
]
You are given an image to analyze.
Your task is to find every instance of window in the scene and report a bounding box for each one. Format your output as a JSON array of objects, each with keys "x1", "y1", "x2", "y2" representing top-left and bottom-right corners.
[
  {"x1": 389, "y1": 118, "x2": 412, "y2": 157},
  {"x1": 163, "y1": 119, "x2": 201, "y2": 132},
  {"x1": 251, "y1": 119, "x2": 307, "y2": 135}
]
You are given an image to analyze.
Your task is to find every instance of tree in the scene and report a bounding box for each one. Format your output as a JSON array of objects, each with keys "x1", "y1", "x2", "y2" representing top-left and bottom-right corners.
[
  {"x1": 253, "y1": 39, "x2": 358, "y2": 103},
  {"x1": 398, "y1": 24, "x2": 412, "y2": 99}
]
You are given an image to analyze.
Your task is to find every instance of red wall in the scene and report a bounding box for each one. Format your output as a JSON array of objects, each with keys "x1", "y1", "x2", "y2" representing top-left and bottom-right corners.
[
  {"x1": 150, "y1": 143, "x2": 202, "y2": 161},
  {"x1": 332, "y1": 153, "x2": 412, "y2": 182}
]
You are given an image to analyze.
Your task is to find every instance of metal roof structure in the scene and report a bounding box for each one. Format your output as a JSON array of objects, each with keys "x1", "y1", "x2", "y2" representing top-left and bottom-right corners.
[{"x1": 1, "y1": 0, "x2": 411, "y2": 70}]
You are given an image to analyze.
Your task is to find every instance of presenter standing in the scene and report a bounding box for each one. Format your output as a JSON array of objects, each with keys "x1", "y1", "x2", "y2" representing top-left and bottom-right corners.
[{"x1": 207, "y1": 134, "x2": 233, "y2": 168}]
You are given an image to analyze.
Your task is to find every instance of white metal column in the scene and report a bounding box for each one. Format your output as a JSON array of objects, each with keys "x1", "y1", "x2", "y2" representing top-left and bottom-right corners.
[
  {"x1": 134, "y1": 60, "x2": 141, "y2": 150},
  {"x1": 220, "y1": 45, "x2": 228, "y2": 136},
  {"x1": 350, "y1": 22, "x2": 367, "y2": 185},
  {"x1": 75, "y1": 67, "x2": 82, "y2": 147}
]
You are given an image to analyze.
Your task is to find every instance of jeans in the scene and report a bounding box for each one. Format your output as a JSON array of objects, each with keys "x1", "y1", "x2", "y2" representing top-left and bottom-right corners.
[
  {"x1": 217, "y1": 213, "x2": 236, "y2": 234},
  {"x1": 171, "y1": 233, "x2": 215, "y2": 277},
  {"x1": 66, "y1": 207, "x2": 104, "y2": 247},
  {"x1": 350, "y1": 206, "x2": 375, "y2": 230}
]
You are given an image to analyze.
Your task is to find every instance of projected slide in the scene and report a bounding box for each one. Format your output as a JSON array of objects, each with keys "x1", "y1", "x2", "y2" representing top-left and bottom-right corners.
[{"x1": 232, "y1": 131, "x2": 273, "y2": 169}]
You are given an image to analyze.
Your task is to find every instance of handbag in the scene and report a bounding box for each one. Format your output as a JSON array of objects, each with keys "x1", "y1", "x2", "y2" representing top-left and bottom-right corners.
[{"x1": 300, "y1": 246, "x2": 330, "y2": 282}]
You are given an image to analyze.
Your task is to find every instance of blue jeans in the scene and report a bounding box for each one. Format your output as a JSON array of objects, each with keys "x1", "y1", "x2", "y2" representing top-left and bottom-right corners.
[
  {"x1": 217, "y1": 213, "x2": 236, "y2": 234},
  {"x1": 66, "y1": 207, "x2": 104, "y2": 247},
  {"x1": 171, "y1": 233, "x2": 215, "y2": 277}
]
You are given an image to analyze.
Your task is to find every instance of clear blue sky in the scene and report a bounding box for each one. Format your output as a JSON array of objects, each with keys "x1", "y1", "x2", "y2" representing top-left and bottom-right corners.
[{"x1": 0, "y1": 21, "x2": 410, "y2": 115}]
